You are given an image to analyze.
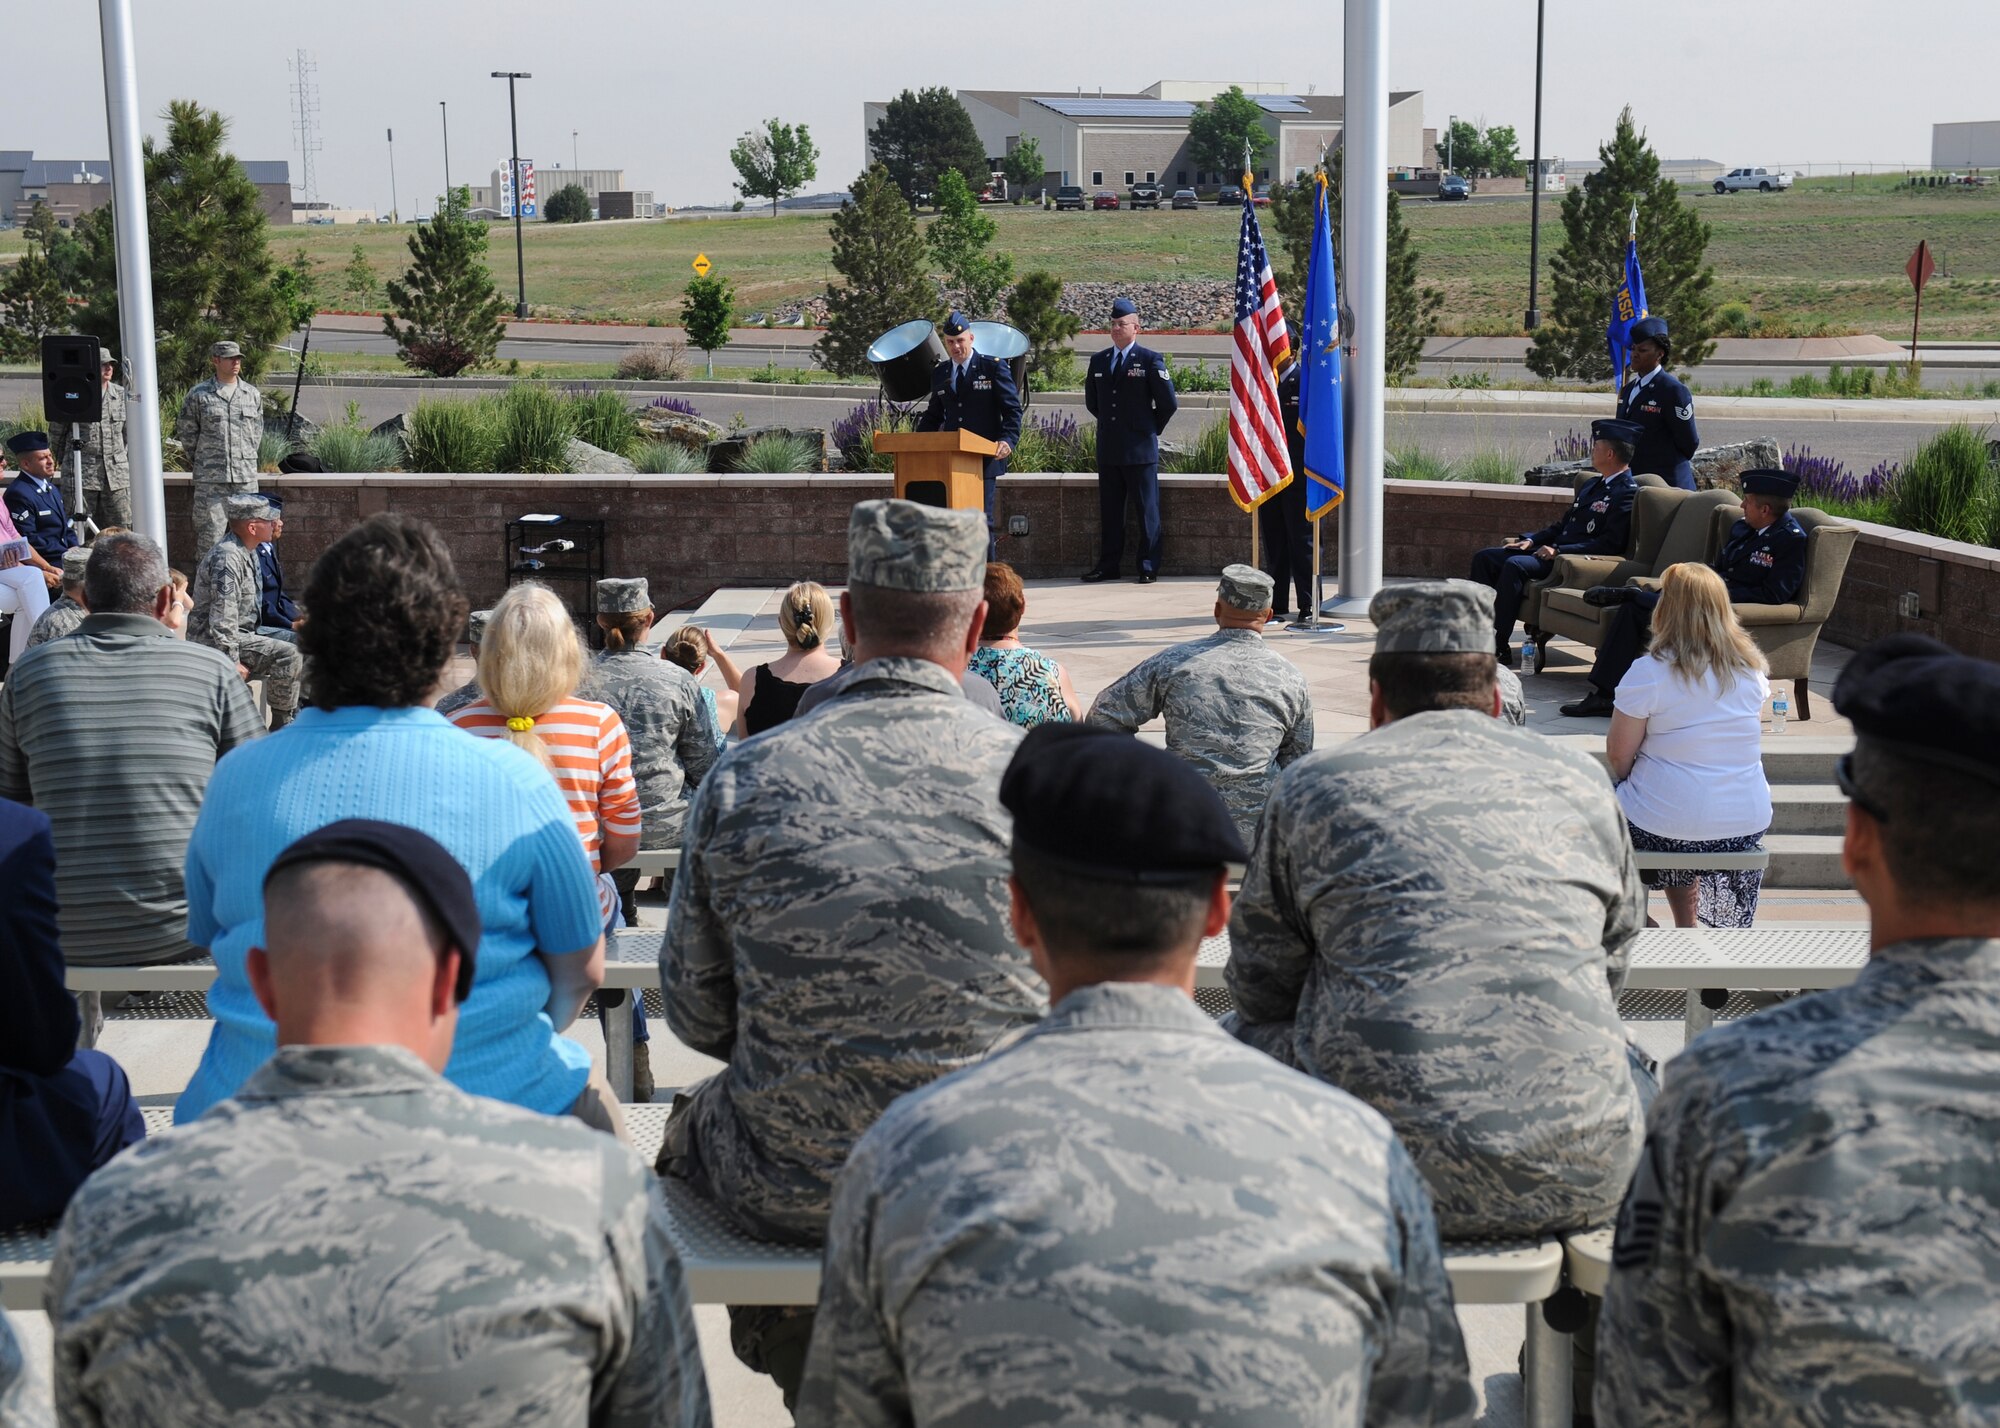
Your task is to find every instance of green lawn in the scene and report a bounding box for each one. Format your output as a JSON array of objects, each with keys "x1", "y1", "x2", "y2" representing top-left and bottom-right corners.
[{"x1": 7, "y1": 174, "x2": 1996, "y2": 337}]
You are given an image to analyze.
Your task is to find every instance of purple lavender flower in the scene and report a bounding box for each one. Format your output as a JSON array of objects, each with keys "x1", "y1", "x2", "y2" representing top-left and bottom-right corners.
[
  {"x1": 1548, "y1": 428, "x2": 1590, "y2": 463},
  {"x1": 830, "y1": 399, "x2": 918, "y2": 465},
  {"x1": 647, "y1": 396, "x2": 703, "y2": 417}
]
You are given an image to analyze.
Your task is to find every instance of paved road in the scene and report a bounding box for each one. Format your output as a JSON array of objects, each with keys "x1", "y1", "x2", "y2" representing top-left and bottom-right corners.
[{"x1": 2, "y1": 375, "x2": 1954, "y2": 473}]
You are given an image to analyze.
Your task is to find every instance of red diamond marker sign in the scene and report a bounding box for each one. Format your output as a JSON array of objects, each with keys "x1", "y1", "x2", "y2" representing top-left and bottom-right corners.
[{"x1": 1906, "y1": 240, "x2": 1934, "y2": 293}]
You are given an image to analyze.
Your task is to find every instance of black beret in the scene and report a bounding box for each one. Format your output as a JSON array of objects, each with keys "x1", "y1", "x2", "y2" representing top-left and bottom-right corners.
[
  {"x1": 277, "y1": 450, "x2": 325, "y2": 474},
  {"x1": 1833, "y1": 634, "x2": 2000, "y2": 787},
  {"x1": 263, "y1": 819, "x2": 483, "y2": 1001},
  {"x1": 1000, "y1": 724, "x2": 1248, "y2": 883},
  {"x1": 6, "y1": 430, "x2": 51, "y2": 455}
]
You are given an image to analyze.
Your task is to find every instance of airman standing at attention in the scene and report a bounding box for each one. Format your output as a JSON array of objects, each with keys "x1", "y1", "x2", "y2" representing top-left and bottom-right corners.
[
  {"x1": 1081, "y1": 296, "x2": 1178, "y2": 584},
  {"x1": 177, "y1": 341, "x2": 265, "y2": 559},
  {"x1": 53, "y1": 349, "x2": 132, "y2": 531},
  {"x1": 1617, "y1": 315, "x2": 1698, "y2": 491}
]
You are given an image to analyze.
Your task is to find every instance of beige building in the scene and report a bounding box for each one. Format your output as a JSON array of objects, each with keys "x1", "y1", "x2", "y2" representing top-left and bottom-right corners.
[
  {"x1": 864, "y1": 82, "x2": 1424, "y2": 194},
  {"x1": 3, "y1": 152, "x2": 291, "y2": 226},
  {"x1": 468, "y1": 165, "x2": 630, "y2": 217},
  {"x1": 1932, "y1": 120, "x2": 2000, "y2": 169}
]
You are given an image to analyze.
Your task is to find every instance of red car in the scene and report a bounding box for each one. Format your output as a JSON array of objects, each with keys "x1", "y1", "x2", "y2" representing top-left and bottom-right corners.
[{"x1": 1092, "y1": 190, "x2": 1120, "y2": 210}]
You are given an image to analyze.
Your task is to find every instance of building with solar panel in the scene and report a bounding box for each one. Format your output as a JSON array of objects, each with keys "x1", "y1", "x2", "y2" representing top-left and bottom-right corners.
[{"x1": 862, "y1": 82, "x2": 1425, "y2": 197}]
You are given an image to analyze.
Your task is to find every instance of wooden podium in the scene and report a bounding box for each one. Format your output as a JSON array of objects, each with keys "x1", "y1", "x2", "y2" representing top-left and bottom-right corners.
[{"x1": 873, "y1": 431, "x2": 996, "y2": 510}]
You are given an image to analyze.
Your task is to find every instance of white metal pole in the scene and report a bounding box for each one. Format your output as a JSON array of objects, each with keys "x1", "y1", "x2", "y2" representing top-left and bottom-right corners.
[
  {"x1": 97, "y1": 0, "x2": 166, "y2": 556},
  {"x1": 1332, "y1": 0, "x2": 1387, "y2": 612}
]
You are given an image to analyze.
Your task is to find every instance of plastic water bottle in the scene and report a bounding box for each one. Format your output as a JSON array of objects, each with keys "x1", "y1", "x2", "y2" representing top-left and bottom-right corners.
[
  {"x1": 1519, "y1": 634, "x2": 1536, "y2": 670},
  {"x1": 1771, "y1": 690, "x2": 1788, "y2": 734}
]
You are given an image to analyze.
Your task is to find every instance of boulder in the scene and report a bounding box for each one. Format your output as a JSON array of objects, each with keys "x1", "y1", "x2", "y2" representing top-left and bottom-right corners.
[
  {"x1": 369, "y1": 412, "x2": 408, "y2": 444},
  {"x1": 563, "y1": 437, "x2": 638, "y2": 476},
  {"x1": 705, "y1": 424, "x2": 828, "y2": 474},
  {"x1": 265, "y1": 409, "x2": 319, "y2": 445},
  {"x1": 1523, "y1": 437, "x2": 1784, "y2": 492},
  {"x1": 635, "y1": 406, "x2": 725, "y2": 449}
]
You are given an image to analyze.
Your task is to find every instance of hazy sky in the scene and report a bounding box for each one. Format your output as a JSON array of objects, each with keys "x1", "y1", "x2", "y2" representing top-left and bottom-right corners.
[{"x1": 10, "y1": 1, "x2": 1993, "y2": 213}]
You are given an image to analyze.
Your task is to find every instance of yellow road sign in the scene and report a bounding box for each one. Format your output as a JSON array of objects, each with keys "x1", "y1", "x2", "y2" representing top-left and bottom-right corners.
[{"x1": 692, "y1": 253, "x2": 711, "y2": 277}]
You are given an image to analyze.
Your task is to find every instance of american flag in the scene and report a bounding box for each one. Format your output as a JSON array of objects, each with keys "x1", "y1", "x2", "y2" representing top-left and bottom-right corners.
[{"x1": 1227, "y1": 194, "x2": 1294, "y2": 511}]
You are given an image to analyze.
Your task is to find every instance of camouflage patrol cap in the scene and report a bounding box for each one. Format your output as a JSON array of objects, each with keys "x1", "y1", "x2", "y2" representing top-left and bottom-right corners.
[
  {"x1": 210, "y1": 341, "x2": 242, "y2": 359},
  {"x1": 847, "y1": 498, "x2": 986, "y2": 593},
  {"x1": 597, "y1": 577, "x2": 650, "y2": 614},
  {"x1": 1218, "y1": 563, "x2": 1275, "y2": 612},
  {"x1": 466, "y1": 608, "x2": 494, "y2": 645},
  {"x1": 1002, "y1": 724, "x2": 1248, "y2": 884},
  {"x1": 224, "y1": 493, "x2": 274, "y2": 523},
  {"x1": 1369, "y1": 579, "x2": 1496, "y2": 654},
  {"x1": 61, "y1": 545, "x2": 93, "y2": 579}
]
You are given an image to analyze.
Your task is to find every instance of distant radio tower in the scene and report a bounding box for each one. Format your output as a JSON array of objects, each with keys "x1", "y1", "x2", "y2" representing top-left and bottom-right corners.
[{"x1": 290, "y1": 50, "x2": 322, "y2": 206}]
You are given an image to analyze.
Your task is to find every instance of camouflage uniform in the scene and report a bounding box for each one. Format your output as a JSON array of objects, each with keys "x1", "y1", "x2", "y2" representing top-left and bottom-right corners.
[
  {"x1": 799, "y1": 981, "x2": 1477, "y2": 1428},
  {"x1": 26, "y1": 594, "x2": 86, "y2": 648},
  {"x1": 1597, "y1": 935, "x2": 2000, "y2": 1426},
  {"x1": 1, "y1": 1311, "x2": 52, "y2": 1428},
  {"x1": 47, "y1": 1044, "x2": 714, "y2": 1428},
  {"x1": 53, "y1": 381, "x2": 131, "y2": 531},
  {"x1": 187, "y1": 532, "x2": 301, "y2": 716},
  {"x1": 435, "y1": 678, "x2": 483, "y2": 717},
  {"x1": 586, "y1": 651, "x2": 717, "y2": 850},
  {"x1": 176, "y1": 377, "x2": 263, "y2": 559},
  {"x1": 1086, "y1": 627, "x2": 1314, "y2": 841},
  {"x1": 1496, "y1": 662, "x2": 1527, "y2": 726},
  {"x1": 659, "y1": 653, "x2": 1040, "y2": 1241}
]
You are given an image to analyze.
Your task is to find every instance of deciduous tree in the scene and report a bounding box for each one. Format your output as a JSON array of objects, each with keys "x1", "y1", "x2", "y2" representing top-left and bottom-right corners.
[
  {"x1": 927, "y1": 169, "x2": 1012, "y2": 318},
  {"x1": 1000, "y1": 137, "x2": 1044, "y2": 202},
  {"x1": 543, "y1": 183, "x2": 591, "y2": 223},
  {"x1": 816, "y1": 163, "x2": 942, "y2": 377},
  {"x1": 868, "y1": 87, "x2": 989, "y2": 208},
  {"x1": 730, "y1": 118, "x2": 821, "y2": 217},
  {"x1": 1187, "y1": 86, "x2": 1272, "y2": 181},
  {"x1": 1528, "y1": 107, "x2": 1717, "y2": 380},
  {"x1": 681, "y1": 273, "x2": 735, "y2": 378}
]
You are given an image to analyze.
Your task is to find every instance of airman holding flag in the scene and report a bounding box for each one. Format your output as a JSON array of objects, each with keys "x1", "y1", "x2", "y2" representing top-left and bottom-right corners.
[{"x1": 1608, "y1": 206, "x2": 1698, "y2": 489}]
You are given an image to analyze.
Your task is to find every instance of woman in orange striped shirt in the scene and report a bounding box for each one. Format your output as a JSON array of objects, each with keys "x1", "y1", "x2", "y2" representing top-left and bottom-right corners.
[{"x1": 450, "y1": 583, "x2": 649, "y2": 1102}]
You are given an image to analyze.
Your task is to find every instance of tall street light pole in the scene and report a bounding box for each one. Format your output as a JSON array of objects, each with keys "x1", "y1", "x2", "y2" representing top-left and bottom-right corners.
[
  {"x1": 386, "y1": 127, "x2": 398, "y2": 223},
  {"x1": 440, "y1": 100, "x2": 451, "y2": 204},
  {"x1": 492, "y1": 72, "x2": 532, "y2": 318},
  {"x1": 1525, "y1": 0, "x2": 1546, "y2": 329},
  {"x1": 572, "y1": 129, "x2": 579, "y2": 173},
  {"x1": 1446, "y1": 114, "x2": 1456, "y2": 174}
]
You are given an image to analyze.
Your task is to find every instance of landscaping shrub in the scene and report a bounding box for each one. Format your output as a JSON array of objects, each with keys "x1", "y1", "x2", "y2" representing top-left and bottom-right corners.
[
  {"x1": 1717, "y1": 301, "x2": 1760, "y2": 337},
  {"x1": 1889, "y1": 423, "x2": 1995, "y2": 546},
  {"x1": 730, "y1": 433, "x2": 818, "y2": 474},
  {"x1": 1547, "y1": 427, "x2": 1591, "y2": 463},
  {"x1": 615, "y1": 343, "x2": 686, "y2": 381},
  {"x1": 567, "y1": 388, "x2": 640, "y2": 457},
  {"x1": 1164, "y1": 418, "x2": 1230, "y2": 474},
  {"x1": 634, "y1": 440, "x2": 707, "y2": 474},
  {"x1": 404, "y1": 396, "x2": 501, "y2": 473},
  {"x1": 1008, "y1": 410, "x2": 1089, "y2": 473},
  {"x1": 1385, "y1": 444, "x2": 1456, "y2": 481},
  {"x1": 1165, "y1": 357, "x2": 1229, "y2": 394},
  {"x1": 1026, "y1": 348, "x2": 1079, "y2": 393},
  {"x1": 308, "y1": 424, "x2": 401, "y2": 473},
  {"x1": 258, "y1": 430, "x2": 298, "y2": 471},
  {"x1": 831, "y1": 399, "x2": 917, "y2": 472},
  {"x1": 1456, "y1": 448, "x2": 1524, "y2": 484},
  {"x1": 493, "y1": 385, "x2": 575, "y2": 474},
  {"x1": 0, "y1": 398, "x2": 47, "y2": 445}
]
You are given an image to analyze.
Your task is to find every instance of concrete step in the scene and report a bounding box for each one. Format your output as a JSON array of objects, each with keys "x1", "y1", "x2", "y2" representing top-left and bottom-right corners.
[
  {"x1": 1762, "y1": 834, "x2": 1846, "y2": 890},
  {"x1": 1770, "y1": 785, "x2": 1846, "y2": 835}
]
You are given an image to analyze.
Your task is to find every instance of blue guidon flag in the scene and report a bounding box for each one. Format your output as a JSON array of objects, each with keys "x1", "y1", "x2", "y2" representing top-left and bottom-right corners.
[
  {"x1": 1298, "y1": 171, "x2": 1345, "y2": 518},
  {"x1": 1606, "y1": 202, "x2": 1649, "y2": 391},
  {"x1": 1226, "y1": 168, "x2": 1294, "y2": 512}
]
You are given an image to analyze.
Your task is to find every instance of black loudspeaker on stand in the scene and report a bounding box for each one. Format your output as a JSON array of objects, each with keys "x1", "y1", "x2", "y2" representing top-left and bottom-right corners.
[{"x1": 42, "y1": 335, "x2": 103, "y2": 425}]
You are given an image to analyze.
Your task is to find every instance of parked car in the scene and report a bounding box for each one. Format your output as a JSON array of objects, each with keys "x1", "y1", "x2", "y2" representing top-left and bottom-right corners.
[
  {"x1": 1092, "y1": 190, "x2": 1120, "y2": 210},
  {"x1": 1171, "y1": 187, "x2": 1199, "y2": 210},
  {"x1": 1715, "y1": 167, "x2": 1792, "y2": 193},
  {"x1": 1053, "y1": 185, "x2": 1087, "y2": 211},
  {"x1": 1438, "y1": 174, "x2": 1471, "y2": 201},
  {"x1": 1218, "y1": 185, "x2": 1272, "y2": 207},
  {"x1": 1128, "y1": 183, "x2": 1162, "y2": 209}
]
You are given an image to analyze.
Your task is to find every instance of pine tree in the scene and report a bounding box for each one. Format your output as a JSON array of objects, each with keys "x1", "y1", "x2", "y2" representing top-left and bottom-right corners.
[
  {"x1": 382, "y1": 185, "x2": 509, "y2": 377},
  {"x1": 0, "y1": 234, "x2": 74, "y2": 361},
  {"x1": 816, "y1": 163, "x2": 943, "y2": 377},
  {"x1": 1005, "y1": 270, "x2": 1080, "y2": 381},
  {"x1": 867, "y1": 88, "x2": 989, "y2": 208},
  {"x1": 1267, "y1": 151, "x2": 1441, "y2": 381},
  {"x1": 1528, "y1": 107, "x2": 1718, "y2": 381},
  {"x1": 927, "y1": 169, "x2": 1012, "y2": 317},
  {"x1": 544, "y1": 184, "x2": 592, "y2": 223},
  {"x1": 342, "y1": 244, "x2": 378, "y2": 307},
  {"x1": 73, "y1": 100, "x2": 291, "y2": 392}
]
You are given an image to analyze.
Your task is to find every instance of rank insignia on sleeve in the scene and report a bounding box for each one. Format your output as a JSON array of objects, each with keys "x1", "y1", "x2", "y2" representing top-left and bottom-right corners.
[{"x1": 1676, "y1": 404, "x2": 1693, "y2": 421}]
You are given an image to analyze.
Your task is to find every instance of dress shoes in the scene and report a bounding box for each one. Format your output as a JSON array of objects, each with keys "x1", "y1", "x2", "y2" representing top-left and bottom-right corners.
[
  {"x1": 1560, "y1": 689, "x2": 1617, "y2": 718},
  {"x1": 1080, "y1": 568, "x2": 1116, "y2": 583},
  {"x1": 1136, "y1": 572, "x2": 1157, "y2": 584}
]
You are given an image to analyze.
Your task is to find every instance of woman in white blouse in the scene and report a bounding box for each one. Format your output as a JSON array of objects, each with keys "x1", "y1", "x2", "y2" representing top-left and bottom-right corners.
[{"x1": 1606, "y1": 562, "x2": 1773, "y2": 928}]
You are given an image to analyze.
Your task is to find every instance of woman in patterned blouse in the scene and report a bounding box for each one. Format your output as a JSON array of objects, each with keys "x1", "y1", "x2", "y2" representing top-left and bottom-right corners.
[{"x1": 968, "y1": 562, "x2": 1080, "y2": 729}]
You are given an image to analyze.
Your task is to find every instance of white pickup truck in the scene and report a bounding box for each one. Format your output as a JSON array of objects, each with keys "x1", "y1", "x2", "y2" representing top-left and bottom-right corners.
[{"x1": 1714, "y1": 167, "x2": 1793, "y2": 193}]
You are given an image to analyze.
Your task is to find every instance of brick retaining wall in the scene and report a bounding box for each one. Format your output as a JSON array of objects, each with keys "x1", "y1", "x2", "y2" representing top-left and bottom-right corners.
[{"x1": 164, "y1": 474, "x2": 2000, "y2": 658}]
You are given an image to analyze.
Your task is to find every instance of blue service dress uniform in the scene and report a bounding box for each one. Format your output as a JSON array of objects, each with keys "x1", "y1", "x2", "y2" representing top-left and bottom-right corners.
[
  {"x1": 1584, "y1": 511, "x2": 1809, "y2": 696},
  {"x1": 257, "y1": 541, "x2": 300, "y2": 638},
  {"x1": 1617, "y1": 368, "x2": 1699, "y2": 490},
  {"x1": 0, "y1": 799, "x2": 144, "y2": 1230},
  {"x1": 916, "y1": 352, "x2": 1022, "y2": 559},
  {"x1": 1469, "y1": 468, "x2": 1638, "y2": 642},
  {"x1": 1084, "y1": 342, "x2": 1179, "y2": 577},
  {"x1": 1258, "y1": 361, "x2": 1313, "y2": 615},
  {"x1": 4, "y1": 472, "x2": 81, "y2": 563}
]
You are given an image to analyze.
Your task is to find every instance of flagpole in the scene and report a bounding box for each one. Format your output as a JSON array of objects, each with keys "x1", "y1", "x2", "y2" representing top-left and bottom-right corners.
[{"x1": 1244, "y1": 141, "x2": 1261, "y2": 572}]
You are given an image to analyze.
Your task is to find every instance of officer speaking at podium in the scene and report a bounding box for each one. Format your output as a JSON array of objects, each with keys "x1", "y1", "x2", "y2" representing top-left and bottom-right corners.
[{"x1": 917, "y1": 311, "x2": 1020, "y2": 559}]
